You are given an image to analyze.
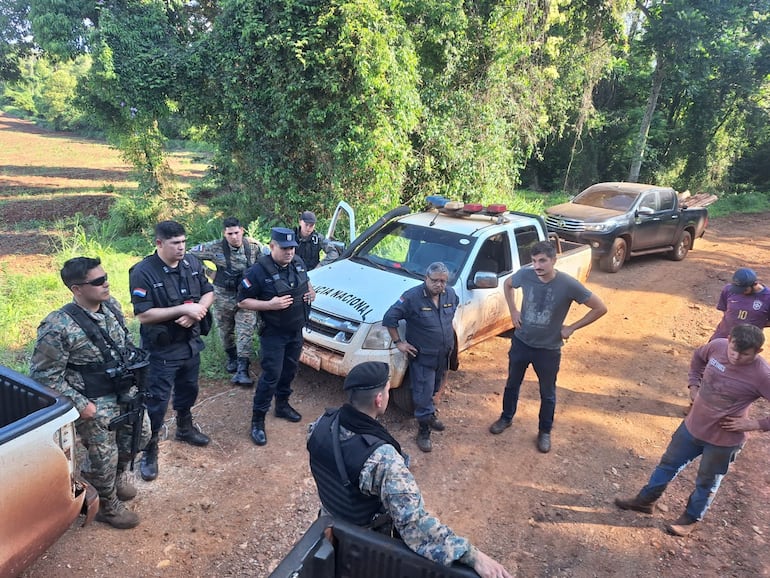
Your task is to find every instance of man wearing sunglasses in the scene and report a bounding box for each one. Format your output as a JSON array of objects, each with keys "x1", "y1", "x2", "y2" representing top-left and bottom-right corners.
[
  {"x1": 384, "y1": 262, "x2": 459, "y2": 453},
  {"x1": 30, "y1": 257, "x2": 152, "y2": 529}
]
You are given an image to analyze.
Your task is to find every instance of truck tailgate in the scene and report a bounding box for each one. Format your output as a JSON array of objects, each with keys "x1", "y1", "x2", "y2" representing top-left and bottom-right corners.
[{"x1": 270, "y1": 516, "x2": 480, "y2": 578}]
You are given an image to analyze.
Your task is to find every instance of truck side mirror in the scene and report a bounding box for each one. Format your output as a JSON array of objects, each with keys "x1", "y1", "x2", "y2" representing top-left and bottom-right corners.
[
  {"x1": 467, "y1": 271, "x2": 499, "y2": 290},
  {"x1": 636, "y1": 206, "x2": 655, "y2": 216}
]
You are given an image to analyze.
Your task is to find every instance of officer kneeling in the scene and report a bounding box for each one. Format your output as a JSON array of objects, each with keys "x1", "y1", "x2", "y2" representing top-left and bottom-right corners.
[{"x1": 306, "y1": 362, "x2": 513, "y2": 578}]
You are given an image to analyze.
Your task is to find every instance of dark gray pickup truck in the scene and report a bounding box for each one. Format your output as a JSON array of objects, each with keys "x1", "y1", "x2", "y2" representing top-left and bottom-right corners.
[{"x1": 544, "y1": 182, "x2": 711, "y2": 273}]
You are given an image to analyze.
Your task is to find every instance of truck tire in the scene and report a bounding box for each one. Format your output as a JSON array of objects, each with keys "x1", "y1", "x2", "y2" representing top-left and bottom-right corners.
[
  {"x1": 390, "y1": 374, "x2": 415, "y2": 414},
  {"x1": 669, "y1": 230, "x2": 692, "y2": 261},
  {"x1": 599, "y1": 238, "x2": 626, "y2": 273}
]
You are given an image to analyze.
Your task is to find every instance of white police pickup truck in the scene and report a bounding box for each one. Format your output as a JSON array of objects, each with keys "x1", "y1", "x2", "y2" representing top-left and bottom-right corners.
[{"x1": 301, "y1": 198, "x2": 593, "y2": 410}]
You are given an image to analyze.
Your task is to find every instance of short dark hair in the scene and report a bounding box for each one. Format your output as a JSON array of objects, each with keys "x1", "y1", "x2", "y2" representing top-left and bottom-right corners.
[
  {"x1": 223, "y1": 217, "x2": 241, "y2": 229},
  {"x1": 729, "y1": 324, "x2": 765, "y2": 352},
  {"x1": 61, "y1": 256, "x2": 101, "y2": 288},
  {"x1": 531, "y1": 241, "x2": 556, "y2": 259},
  {"x1": 155, "y1": 220, "x2": 186, "y2": 240},
  {"x1": 348, "y1": 385, "x2": 386, "y2": 409}
]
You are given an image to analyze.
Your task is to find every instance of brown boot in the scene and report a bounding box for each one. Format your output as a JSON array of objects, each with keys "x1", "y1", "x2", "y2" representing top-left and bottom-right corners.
[
  {"x1": 666, "y1": 513, "x2": 698, "y2": 537},
  {"x1": 614, "y1": 494, "x2": 656, "y2": 514},
  {"x1": 115, "y1": 467, "x2": 137, "y2": 502},
  {"x1": 95, "y1": 496, "x2": 140, "y2": 529}
]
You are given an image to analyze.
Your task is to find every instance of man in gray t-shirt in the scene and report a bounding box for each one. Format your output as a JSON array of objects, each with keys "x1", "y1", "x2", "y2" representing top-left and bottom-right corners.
[{"x1": 489, "y1": 241, "x2": 607, "y2": 453}]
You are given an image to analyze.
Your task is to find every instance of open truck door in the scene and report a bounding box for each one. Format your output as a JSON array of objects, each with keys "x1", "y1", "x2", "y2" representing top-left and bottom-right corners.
[{"x1": 325, "y1": 201, "x2": 356, "y2": 256}]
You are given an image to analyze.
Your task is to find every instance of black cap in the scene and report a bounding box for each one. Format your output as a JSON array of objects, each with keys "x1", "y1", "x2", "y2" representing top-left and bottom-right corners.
[
  {"x1": 343, "y1": 362, "x2": 390, "y2": 391},
  {"x1": 271, "y1": 227, "x2": 299, "y2": 248},
  {"x1": 300, "y1": 210, "x2": 317, "y2": 224}
]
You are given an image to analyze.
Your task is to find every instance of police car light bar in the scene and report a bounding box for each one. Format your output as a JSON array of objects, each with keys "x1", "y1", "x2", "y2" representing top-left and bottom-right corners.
[
  {"x1": 485, "y1": 204, "x2": 507, "y2": 215},
  {"x1": 426, "y1": 197, "x2": 508, "y2": 218},
  {"x1": 426, "y1": 195, "x2": 449, "y2": 209}
]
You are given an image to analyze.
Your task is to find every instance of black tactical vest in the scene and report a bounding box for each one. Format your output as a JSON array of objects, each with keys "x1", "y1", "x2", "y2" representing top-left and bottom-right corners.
[
  {"x1": 307, "y1": 409, "x2": 386, "y2": 526},
  {"x1": 295, "y1": 229, "x2": 321, "y2": 269},
  {"x1": 254, "y1": 255, "x2": 309, "y2": 331}
]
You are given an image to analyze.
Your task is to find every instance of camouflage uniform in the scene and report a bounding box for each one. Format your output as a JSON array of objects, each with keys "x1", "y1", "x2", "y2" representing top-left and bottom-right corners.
[
  {"x1": 307, "y1": 418, "x2": 478, "y2": 568},
  {"x1": 29, "y1": 297, "x2": 151, "y2": 502},
  {"x1": 190, "y1": 237, "x2": 261, "y2": 357}
]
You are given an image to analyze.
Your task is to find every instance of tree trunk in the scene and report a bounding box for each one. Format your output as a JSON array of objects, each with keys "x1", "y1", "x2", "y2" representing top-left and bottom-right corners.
[{"x1": 628, "y1": 61, "x2": 664, "y2": 183}]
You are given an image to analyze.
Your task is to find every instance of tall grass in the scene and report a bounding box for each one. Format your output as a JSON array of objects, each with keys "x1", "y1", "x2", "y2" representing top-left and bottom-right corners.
[{"x1": 0, "y1": 223, "x2": 230, "y2": 374}]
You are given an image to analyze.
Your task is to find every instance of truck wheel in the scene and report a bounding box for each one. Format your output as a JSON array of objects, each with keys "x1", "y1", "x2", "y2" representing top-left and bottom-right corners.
[
  {"x1": 390, "y1": 374, "x2": 415, "y2": 414},
  {"x1": 599, "y1": 238, "x2": 626, "y2": 273},
  {"x1": 670, "y1": 230, "x2": 692, "y2": 261}
]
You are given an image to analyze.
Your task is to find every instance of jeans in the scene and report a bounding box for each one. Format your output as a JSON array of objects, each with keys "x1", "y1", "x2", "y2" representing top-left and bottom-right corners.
[
  {"x1": 145, "y1": 354, "x2": 201, "y2": 433},
  {"x1": 639, "y1": 422, "x2": 742, "y2": 520},
  {"x1": 501, "y1": 336, "x2": 561, "y2": 432},
  {"x1": 252, "y1": 328, "x2": 303, "y2": 414}
]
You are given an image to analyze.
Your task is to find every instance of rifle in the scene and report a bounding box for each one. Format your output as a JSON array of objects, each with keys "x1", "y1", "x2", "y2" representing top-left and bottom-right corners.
[{"x1": 108, "y1": 349, "x2": 150, "y2": 472}]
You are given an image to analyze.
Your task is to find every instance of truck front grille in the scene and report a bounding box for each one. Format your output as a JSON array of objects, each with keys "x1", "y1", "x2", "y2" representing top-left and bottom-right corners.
[
  {"x1": 545, "y1": 214, "x2": 586, "y2": 232},
  {"x1": 307, "y1": 309, "x2": 360, "y2": 344}
]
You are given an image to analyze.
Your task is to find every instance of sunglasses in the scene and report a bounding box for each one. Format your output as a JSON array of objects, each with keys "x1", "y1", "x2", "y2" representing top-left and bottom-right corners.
[{"x1": 77, "y1": 274, "x2": 109, "y2": 287}]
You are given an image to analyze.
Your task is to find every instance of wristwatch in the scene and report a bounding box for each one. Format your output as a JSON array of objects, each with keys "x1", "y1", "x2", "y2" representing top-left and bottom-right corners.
[{"x1": 393, "y1": 339, "x2": 402, "y2": 345}]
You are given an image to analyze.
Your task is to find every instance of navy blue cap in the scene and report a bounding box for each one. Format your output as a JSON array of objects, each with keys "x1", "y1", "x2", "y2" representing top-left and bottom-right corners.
[
  {"x1": 271, "y1": 227, "x2": 298, "y2": 248},
  {"x1": 732, "y1": 268, "x2": 757, "y2": 288}
]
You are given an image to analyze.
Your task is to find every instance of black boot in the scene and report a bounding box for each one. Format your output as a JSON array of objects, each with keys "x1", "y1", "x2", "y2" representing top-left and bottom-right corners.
[
  {"x1": 275, "y1": 398, "x2": 302, "y2": 422},
  {"x1": 250, "y1": 412, "x2": 267, "y2": 446},
  {"x1": 140, "y1": 435, "x2": 159, "y2": 482},
  {"x1": 225, "y1": 347, "x2": 238, "y2": 373},
  {"x1": 231, "y1": 357, "x2": 254, "y2": 386},
  {"x1": 416, "y1": 421, "x2": 432, "y2": 452},
  {"x1": 175, "y1": 410, "x2": 211, "y2": 446}
]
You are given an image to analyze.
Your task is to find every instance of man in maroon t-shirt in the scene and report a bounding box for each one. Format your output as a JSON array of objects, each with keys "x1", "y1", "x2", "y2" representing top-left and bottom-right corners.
[{"x1": 614, "y1": 324, "x2": 770, "y2": 536}]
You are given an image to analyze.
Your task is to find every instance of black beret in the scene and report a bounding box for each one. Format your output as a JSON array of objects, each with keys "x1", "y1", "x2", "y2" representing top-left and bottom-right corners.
[{"x1": 343, "y1": 362, "x2": 390, "y2": 391}]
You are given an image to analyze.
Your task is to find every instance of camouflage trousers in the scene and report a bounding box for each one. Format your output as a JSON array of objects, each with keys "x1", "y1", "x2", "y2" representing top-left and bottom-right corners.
[
  {"x1": 213, "y1": 287, "x2": 257, "y2": 358},
  {"x1": 76, "y1": 393, "x2": 151, "y2": 501}
]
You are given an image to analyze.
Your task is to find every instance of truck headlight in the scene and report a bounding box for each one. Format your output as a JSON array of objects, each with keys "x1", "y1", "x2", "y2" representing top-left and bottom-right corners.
[
  {"x1": 362, "y1": 322, "x2": 391, "y2": 350},
  {"x1": 584, "y1": 222, "x2": 611, "y2": 232}
]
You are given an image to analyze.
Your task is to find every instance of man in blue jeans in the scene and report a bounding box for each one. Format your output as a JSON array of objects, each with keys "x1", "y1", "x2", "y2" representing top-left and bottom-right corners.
[
  {"x1": 489, "y1": 241, "x2": 606, "y2": 453},
  {"x1": 615, "y1": 324, "x2": 770, "y2": 536}
]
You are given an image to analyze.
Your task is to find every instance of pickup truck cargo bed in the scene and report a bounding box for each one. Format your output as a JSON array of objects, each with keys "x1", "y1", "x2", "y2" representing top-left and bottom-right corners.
[{"x1": 271, "y1": 516, "x2": 479, "y2": 578}]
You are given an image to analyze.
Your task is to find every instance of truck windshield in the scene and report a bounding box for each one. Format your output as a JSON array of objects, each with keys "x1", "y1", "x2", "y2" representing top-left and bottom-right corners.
[
  {"x1": 353, "y1": 222, "x2": 473, "y2": 284},
  {"x1": 573, "y1": 188, "x2": 639, "y2": 211}
]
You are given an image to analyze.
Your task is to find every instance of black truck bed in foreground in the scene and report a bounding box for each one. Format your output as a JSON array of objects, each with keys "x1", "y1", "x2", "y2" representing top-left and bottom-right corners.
[{"x1": 271, "y1": 515, "x2": 480, "y2": 578}]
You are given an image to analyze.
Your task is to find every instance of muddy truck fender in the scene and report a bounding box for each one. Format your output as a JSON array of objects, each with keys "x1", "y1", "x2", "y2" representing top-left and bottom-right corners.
[{"x1": 0, "y1": 365, "x2": 98, "y2": 578}]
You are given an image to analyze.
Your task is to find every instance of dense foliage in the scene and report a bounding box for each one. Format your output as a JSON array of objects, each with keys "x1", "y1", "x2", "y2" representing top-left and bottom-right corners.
[{"x1": 1, "y1": 0, "x2": 769, "y2": 230}]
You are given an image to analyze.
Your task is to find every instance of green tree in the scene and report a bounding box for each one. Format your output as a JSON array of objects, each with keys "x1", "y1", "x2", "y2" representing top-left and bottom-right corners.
[{"x1": 627, "y1": 1, "x2": 770, "y2": 189}]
